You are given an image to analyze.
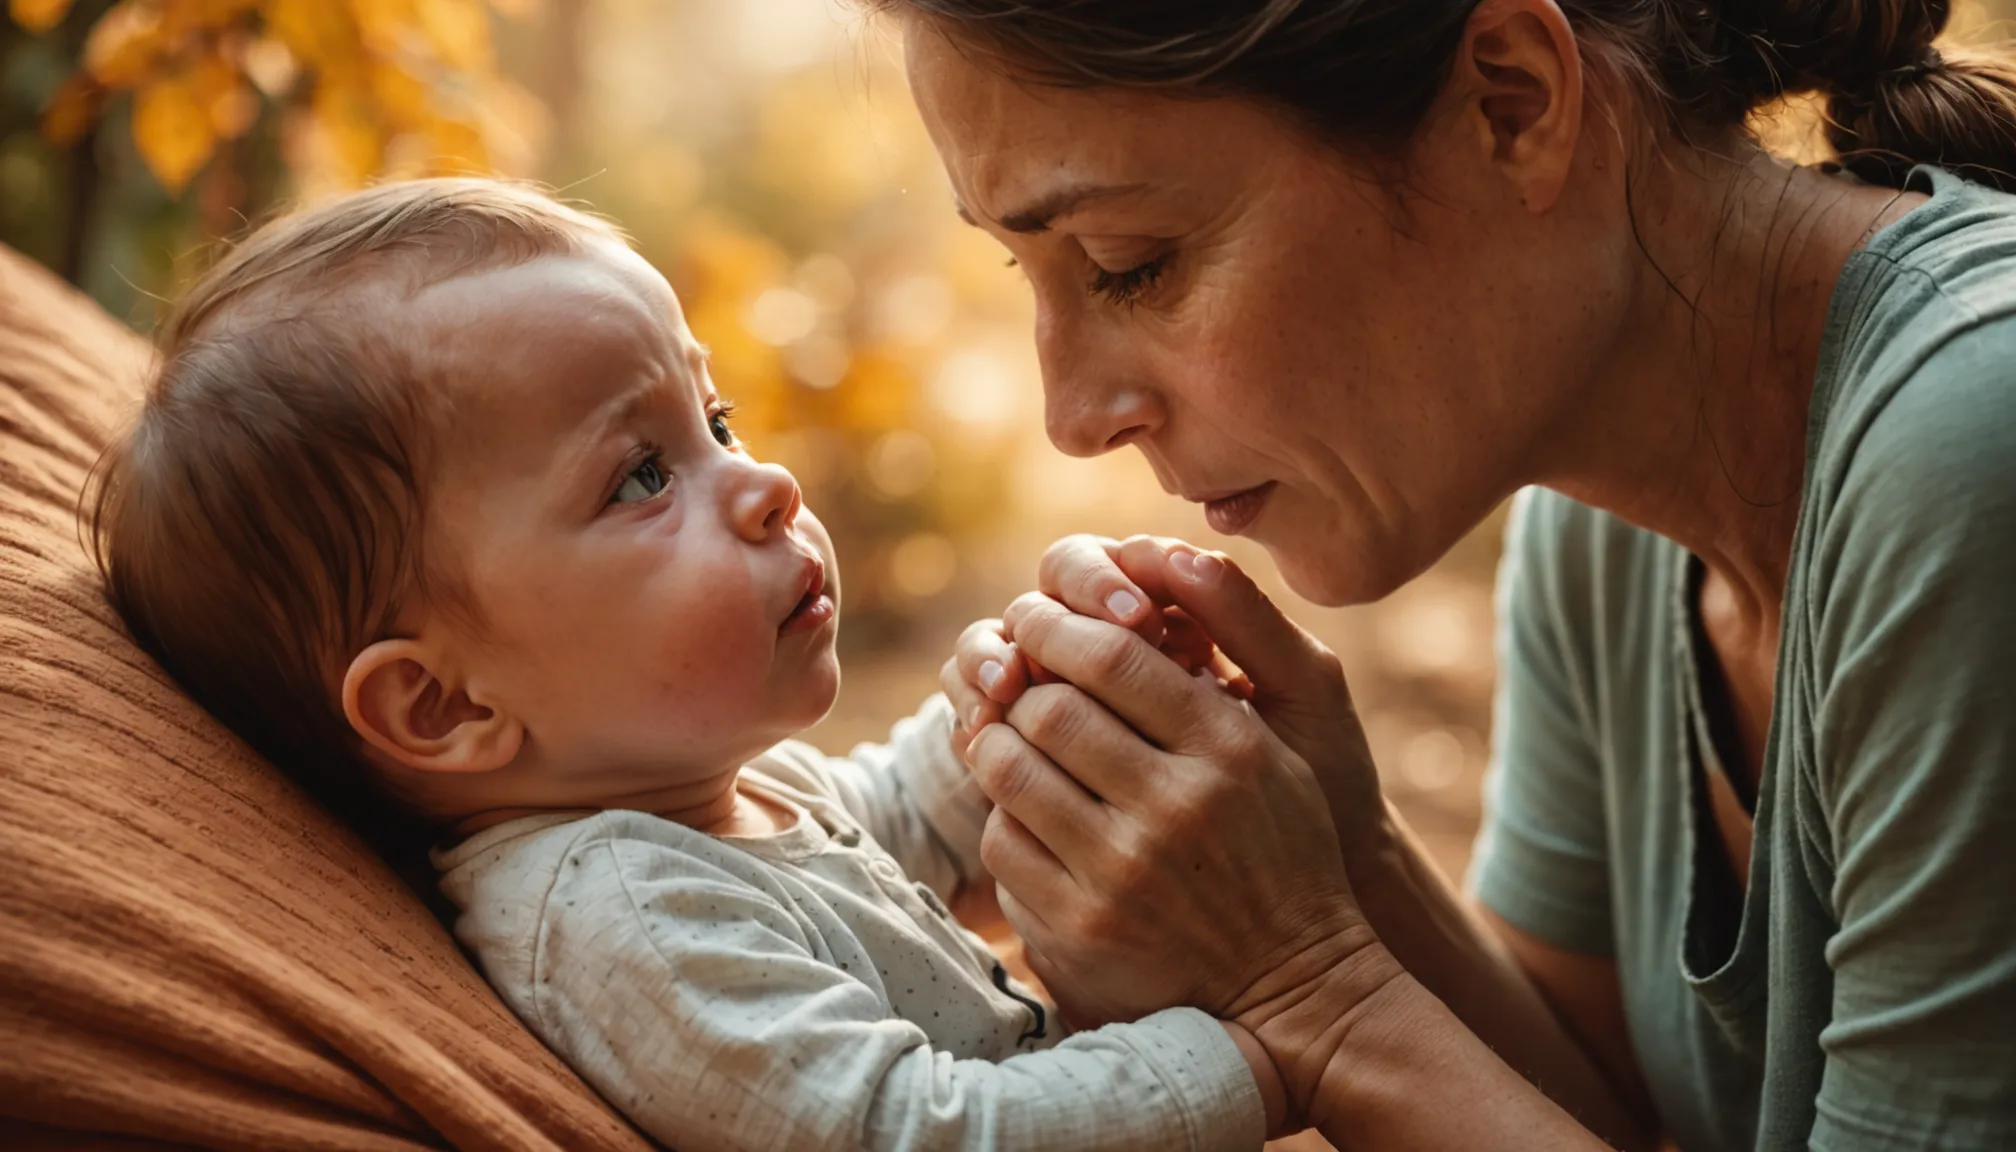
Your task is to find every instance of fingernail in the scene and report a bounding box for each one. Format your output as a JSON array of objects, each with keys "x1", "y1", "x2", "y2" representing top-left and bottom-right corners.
[
  {"x1": 963, "y1": 703, "x2": 981, "y2": 730},
  {"x1": 1169, "y1": 550, "x2": 1197, "y2": 580},
  {"x1": 1105, "y1": 589, "x2": 1140, "y2": 621},
  {"x1": 1193, "y1": 553, "x2": 1225, "y2": 585},
  {"x1": 978, "y1": 660, "x2": 1004, "y2": 693}
]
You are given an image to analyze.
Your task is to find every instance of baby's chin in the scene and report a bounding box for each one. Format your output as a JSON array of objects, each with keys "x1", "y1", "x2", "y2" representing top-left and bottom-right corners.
[{"x1": 785, "y1": 643, "x2": 843, "y2": 730}]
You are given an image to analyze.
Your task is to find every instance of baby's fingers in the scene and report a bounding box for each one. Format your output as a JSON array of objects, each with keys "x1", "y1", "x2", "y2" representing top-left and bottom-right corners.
[
  {"x1": 941, "y1": 653, "x2": 997, "y2": 756},
  {"x1": 954, "y1": 618, "x2": 1028, "y2": 703}
]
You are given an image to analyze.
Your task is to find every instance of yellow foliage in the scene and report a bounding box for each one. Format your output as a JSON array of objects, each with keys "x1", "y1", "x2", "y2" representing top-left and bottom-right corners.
[
  {"x1": 9, "y1": 0, "x2": 72, "y2": 34},
  {"x1": 266, "y1": 0, "x2": 351, "y2": 68},
  {"x1": 82, "y1": 2, "x2": 164, "y2": 88},
  {"x1": 414, "y1": 0, "x2": 491, "y2": 71},
  {"x1": 133, "y1": 72, "x2": 217, "y2": 192},
  {"x1": 40, "y1": 74, "x2": 99, "y2": 146},
  {"x1": 307, "y1": 83, "x2": 386, "y2": 187},
  {"x1": 19, "y1": 0, "x2": 535, "y2": 195},
  {"x1": 837, "y1": 348, "x2": 917, "y2": 433},
  {"x1": 369, "y1": 60, "x2": 433, "y2": 127},
  {"x1": 348, "y1": 0, "x2": 413, "y2": 57},
  {"x1": 421, "y1": 114, "x2": 487, "y2": 171},
  {"x1": 159, "y1": 0, "x2": 257, "y2": 39}
]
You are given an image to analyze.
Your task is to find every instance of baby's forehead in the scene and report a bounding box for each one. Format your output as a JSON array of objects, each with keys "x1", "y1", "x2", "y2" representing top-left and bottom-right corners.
[{"x1": 406, "y1": 244, "x2": 702, "y2": 453}]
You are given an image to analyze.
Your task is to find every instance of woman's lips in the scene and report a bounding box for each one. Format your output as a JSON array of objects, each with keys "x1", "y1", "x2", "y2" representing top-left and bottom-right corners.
[{"x1": 1201, "y1": 482, "x2": 1277, "y2": 536}]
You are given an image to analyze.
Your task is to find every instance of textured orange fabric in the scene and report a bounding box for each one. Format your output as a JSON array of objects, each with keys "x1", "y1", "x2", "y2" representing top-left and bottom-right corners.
[{"x1": 0, "y1": 246, "x2": 655, "y2": 1152}]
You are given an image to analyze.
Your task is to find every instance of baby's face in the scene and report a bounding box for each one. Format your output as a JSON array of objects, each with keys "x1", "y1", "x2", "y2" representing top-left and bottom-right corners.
[{"x1": 408, "y1": 239, "x2": 840, "y2": 793}]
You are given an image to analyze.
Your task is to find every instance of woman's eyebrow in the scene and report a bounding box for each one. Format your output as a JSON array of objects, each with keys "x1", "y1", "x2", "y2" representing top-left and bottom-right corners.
[{"x1": 956, "y1": 181, "x2": 1148, "y2": 234}]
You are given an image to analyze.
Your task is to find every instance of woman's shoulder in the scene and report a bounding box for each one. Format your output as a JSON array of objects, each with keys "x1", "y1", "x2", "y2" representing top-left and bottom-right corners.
[
  {"x1": 1807, "y1": 173, "x2": 2016, "y2": 578},
  {"x1": 1823, "y1": 170, "x2": 2016, "y2": 437},
  {"x1": 1808, "y1": 309, "x2": 2016, "y2": 570}
]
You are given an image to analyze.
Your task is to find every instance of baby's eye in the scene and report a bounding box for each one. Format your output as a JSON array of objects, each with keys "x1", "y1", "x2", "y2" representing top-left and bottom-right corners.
[
  {"x1": 709, "y1": 402, "x2": 738, "y2": 448},
  {"x1": 611, "y1": 451, "x2": 669, "y2": 505}
]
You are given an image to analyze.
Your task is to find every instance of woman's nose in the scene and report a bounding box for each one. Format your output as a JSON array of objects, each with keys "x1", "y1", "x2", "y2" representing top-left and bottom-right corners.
[
  {"x1": 1037, "y1": 314, "x2": 1163, "y2": 458},
  {"x1": 726, "y1": 458, "x2": 803, "y2": 543}
]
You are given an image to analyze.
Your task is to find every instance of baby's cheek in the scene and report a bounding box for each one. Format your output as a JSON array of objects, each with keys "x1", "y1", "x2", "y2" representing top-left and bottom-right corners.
[{"x1": 642, "y1": 587, "x2": 777, "y2": 719}]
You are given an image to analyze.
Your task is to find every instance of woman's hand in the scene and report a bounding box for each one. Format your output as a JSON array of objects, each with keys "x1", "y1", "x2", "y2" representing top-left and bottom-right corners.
[
  {"x1": 940, "y1": 588, "x2": 1227, "y2": 756},
  {"x1": 1023, "y1": 535, "x2": 1387, "y2": 860},
  {"x1": 965, "y1": 544, "x2": 1392, "y2": 1032}
]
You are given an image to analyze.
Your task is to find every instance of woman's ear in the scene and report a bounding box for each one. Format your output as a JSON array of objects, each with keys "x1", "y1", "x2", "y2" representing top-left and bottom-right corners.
[
  {"x1": 1458, "y1": 0, "x2": 1585, "y2": 213},
  {"x1": 342, "y1": 639, "x2": 524, "y2": 776}
]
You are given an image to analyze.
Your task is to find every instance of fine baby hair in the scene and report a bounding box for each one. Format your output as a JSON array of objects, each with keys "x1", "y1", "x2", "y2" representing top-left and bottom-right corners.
[{"x1": 87, "y1": 178, "x2": 618, "y2": 851}]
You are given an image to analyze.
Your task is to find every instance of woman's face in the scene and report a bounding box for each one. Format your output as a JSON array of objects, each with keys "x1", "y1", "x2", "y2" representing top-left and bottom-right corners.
[{"x1": 904, "y1": 22, "x2": 1632, "y2": 605}]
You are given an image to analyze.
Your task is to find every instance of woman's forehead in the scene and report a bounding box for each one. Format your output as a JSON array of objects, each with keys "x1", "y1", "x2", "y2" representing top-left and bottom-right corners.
[{"x1": 904, "y1": 25, "x2": 1257, "y2": 222}]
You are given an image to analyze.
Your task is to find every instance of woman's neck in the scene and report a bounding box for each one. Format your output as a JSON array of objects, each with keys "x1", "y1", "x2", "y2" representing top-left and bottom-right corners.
[{"x1": 1544, "y1": 147, "x2": 1922, "y2": 621}]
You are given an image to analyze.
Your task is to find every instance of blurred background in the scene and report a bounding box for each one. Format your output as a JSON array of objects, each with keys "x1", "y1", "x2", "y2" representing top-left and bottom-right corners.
[
  {"x1": 4, "y1": 0, "x2": 2012, "y2": 1040},
  {"x1": 8, "y1": 3, "x2": 2014, "y2": 1148},
  {"x1": 0, "y1": 0, "x2": 1555, "y2": 882}
]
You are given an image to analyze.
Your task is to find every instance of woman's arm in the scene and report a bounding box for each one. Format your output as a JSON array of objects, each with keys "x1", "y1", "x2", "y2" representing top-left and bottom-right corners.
[
  {"x1": 1015, "y1": 536, "x2": 1657, "y2": 1148},
  {"x1": 1345, "y1": 804, "x2": 1659, "y2": 1147}
]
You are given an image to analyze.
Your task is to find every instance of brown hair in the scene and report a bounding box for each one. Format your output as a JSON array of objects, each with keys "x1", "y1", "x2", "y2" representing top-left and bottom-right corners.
[
  {"x1": 870, "y1": 0, "x2": 2016, "y2": 192},
  {"x1": 87, "y1": 178, "x2": 616, "y2": 850}
]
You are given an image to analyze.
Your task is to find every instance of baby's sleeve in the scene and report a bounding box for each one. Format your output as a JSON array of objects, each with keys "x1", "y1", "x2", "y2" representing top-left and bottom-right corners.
[
  {"x1": 784, "y1": 695, "x2": 990, "y2": 900},
  {"x1": 532, "y1": 834, "x2": 1263, "y2": 1152}
]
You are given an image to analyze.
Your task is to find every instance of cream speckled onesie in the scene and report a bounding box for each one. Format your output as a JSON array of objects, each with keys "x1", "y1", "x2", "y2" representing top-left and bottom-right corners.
[{"x1": 435, "y1": 695, "x2": 1264, "y2": 1152}]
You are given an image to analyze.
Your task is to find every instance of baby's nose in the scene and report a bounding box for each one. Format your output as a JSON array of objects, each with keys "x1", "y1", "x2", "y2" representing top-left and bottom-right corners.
[{"x1": 728, "y1": 459, "x2": 802, "y2": 543}]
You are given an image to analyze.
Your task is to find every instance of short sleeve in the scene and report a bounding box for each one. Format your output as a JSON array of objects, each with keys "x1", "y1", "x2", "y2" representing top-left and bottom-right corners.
[
  {"x1": 1469, "y1": 489, "x2": 1617, "y2": 957},
  {"x1": 1804, "y1": 323, "x2": 2016, "y2": 1149}
]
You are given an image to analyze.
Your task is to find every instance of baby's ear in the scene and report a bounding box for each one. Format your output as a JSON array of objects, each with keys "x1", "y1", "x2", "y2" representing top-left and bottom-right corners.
[{"x1": 342, "y1": 639, "x2": 523, "y2": 775}]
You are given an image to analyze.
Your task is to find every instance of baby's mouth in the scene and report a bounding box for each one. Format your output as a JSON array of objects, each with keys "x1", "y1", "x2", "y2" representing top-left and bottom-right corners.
[
  {"x1": 779, "y1": 587, "x2": 835, "y2": 635},
  {"x1": 779, "y1": 555, "x2": 835, "y2": 636}
]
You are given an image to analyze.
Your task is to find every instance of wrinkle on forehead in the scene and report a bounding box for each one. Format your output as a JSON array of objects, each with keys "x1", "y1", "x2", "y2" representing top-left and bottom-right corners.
[
  {"x1": 905, "y1": 24, "x2": 1173, "y2": 223},
  {"x1": 906, "y1": 28, "x2": 1326, "y2": 246}
]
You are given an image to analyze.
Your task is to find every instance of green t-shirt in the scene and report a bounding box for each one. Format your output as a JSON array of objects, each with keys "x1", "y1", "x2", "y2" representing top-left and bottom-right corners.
[{"x1": 1471, "y1": 167, "x2": 2016, "y2": 1152}]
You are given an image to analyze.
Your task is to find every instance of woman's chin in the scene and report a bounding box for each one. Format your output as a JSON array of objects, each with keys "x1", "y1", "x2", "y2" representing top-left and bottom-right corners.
[{"x1": 1266, "y1": 535, "x2": 1411, "y2": 608}]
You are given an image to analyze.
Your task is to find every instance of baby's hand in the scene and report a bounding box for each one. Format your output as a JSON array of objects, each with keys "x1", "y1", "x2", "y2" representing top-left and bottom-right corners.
[
  {"x1": 1018, "y1": 534, "x2": 1254, "y2": 703},
  {"x1": 943, "y1": 618, "x2": 1029, "y2": 755},
  {"x1": 942, "y1": 577, "x2": 1234, "y2": 757}
]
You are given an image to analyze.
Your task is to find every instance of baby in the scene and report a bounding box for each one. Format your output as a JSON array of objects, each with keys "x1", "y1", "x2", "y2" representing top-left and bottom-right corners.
[{"x1": 89, "y1": 178, "x2": 1281, "y2": 1151}]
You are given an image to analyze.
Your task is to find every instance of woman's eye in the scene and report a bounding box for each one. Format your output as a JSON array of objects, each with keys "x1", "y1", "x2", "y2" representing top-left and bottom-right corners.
[
  {"x1": 709, "y1": 402, "x2": 738, "y2": 447},
  {"x1": 1089, "y1": 254, "x2": 1170, "y2": 306},
  {"x1": 611, "y1": 451, "x2": 669, "y2": 505}
]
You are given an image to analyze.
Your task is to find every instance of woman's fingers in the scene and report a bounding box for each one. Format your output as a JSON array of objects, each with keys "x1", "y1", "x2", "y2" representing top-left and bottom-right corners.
[
  {"x1": 1003, "y1": 591, "x2": 1234, "y2": 755},
  {"x1": 967, "y1": 721, "x2": 1117, "y2": 869},
  {"x1": 1161, "y1": 550, "x2": 1338, "y2": 708},
  {"x1": 1157, "y1": 549, "x2": 1383, "y2": 848},
  {"x1": 1037, "y1": 534, "x2": 1166, "y2": 647},
  {"x1": 1158, "y1": 607, "x2": 1217, "y2": 673},
  {"x1": 1002, "y1": 682, "x2": 1169, "y2": 803},
  {"x1": 979, "y1": 807, "x2": 1072, "y2": 935}
]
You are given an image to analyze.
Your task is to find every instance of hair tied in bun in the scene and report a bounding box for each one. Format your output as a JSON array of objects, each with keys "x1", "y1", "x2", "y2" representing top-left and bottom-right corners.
[{"x1": 1887, "y1": 45, "x2": 1946, "y2": 83}]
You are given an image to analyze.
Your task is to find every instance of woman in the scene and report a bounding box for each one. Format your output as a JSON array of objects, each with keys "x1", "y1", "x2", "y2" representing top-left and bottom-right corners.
[{"x1": 882, "y1": 0, "x2": 2016, "y2": 1149}]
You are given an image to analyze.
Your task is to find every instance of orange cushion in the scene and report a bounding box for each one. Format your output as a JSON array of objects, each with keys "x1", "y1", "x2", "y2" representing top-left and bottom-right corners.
[{"x1": 0, "y1": 246, "x2": 653, "y2": 1151}]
